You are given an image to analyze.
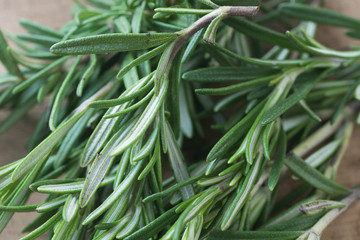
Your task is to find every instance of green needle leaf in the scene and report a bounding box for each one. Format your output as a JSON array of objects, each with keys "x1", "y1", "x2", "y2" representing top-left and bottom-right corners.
[
  {"x1": 50, "y1": 33, "x2": 178, "y2": 55},
  {"x1": 182, "y1": 29, "x2": 205, "y2": 63},
  {"x1": 54, "y1": 110, "x2": 94, "y2": 168},
  {"x1": 138, "y1": 138, "x2": 161, "y2": 180},
  {"x1": 12, "y1": 82, "x2": 113, "y2": 181},
  {"x1": 221, "y1": 154, "x2": 262, "y2": 230},
  {"x1": 0, "y1": 164, "x2": 40, "y2": 232},
  {"x1": 80, "y1": 106, "x2": 122, "y2": 167},
  {"x1": 268, "y1": 126, "x2": 287, "y2": 191},
  {"x1": 261, "y1": 70, "x2": 329, "y2": 125},
  {"x1": 207, "y1": 100, "x2": 265, "y2": 162},
  {"x1": 346, "y1": 31, "x2": 360, "y2": 40},
  {"x1": 11, "y1": 112, "x2": 84, "y2": 182},
  {"x1": 305, "y1": 138, "x2": 342, "y2": 168},
  {"x1": 263, "y1": 121, "x2": 276, "y2": 160},
  {"x1": 37, "y1": 176, "x2": 114, "y2": 194},
  {"x1": 49, "y1": 55, "x2": 82, "y2": 131},
  {"x1": 209, "y1": 230, "x2": 304, "y2": 240},
  {"x1": 195, "y1": 75, "x2": 276, "y2": 95},
  {"x1": 103, "y1": 89, "x2": 154, "y2": 118},
  {"x1": 155, "y1": 8, "x2": 212, "y2": 15},
  {"x1": 224, "y1": 18, "x2": 296, "y2": 50},
  {"x1": 203, "y1": 13, "x2": 226, "y2": 45},
  {"x1": 80, "y1": 120, "x2": 137, "y2": 208},
  {"x1": 284, "y1": 153, "x2": 350, "y2": 195},
  {"x1": 12, "y1": 56, "x2": 70, "y2": 94},
  {"x1": 36, "y1": 195, "x2": 67, "y2": 213},
  {"x1": 116, "y1": 203, "x2": 142, "y2": 239},
  {"x1": 280, "y1": 3, "x2": 360, "y2": 31},
  {"x1": 298, "y1": 100, "x2": 322, "y2": 122},
  {"x1": 164, "y1": 119, "x2": 195, "y2": 200},
  {"x1": 262, "y1": 214, "x2": 323, "y2": 231},
  {"x1": 173, "y1": 187, "x2": 221, "y2": 240},
  {"x1": 299, "y1": 200, "x2": 345, "y2": 216},
  {"x1": 77, "y1": 54, "x2": 97, "y2": 97},
  {"x1": 287, "y1": 31, "x2": 360, "y2": 59},
  {"x1": 155, "y1": 41, "x2": 176, "y2": 94},
  {"x1": 62, "y1": 195, "x2": 79, "y2": 222},
  {"x1": 211, "y1": 44, "x2": 310, "y2": 67},
  {"x1": 0, "y1": 205, "x2": 38, "y2": 212},
  {"x1": 116, "y1": 43, "x2": 168, "y2": 80},
  {"x1": 133, "y1": 125, "x2": 159, "y2": 161},
  {"x1": 19, "y1": 212, "x2": 62, "y2": 240},
  {"x1": 124, "y1": 206, "x2": 179, "y2": 240},
  {"x1": 94, "y1": 215, "x2": 131, "y2": 240},
  {"x1": 110, "y1": 77, "x2": 168, "y2": 156},
  {"x1": 183, "y1": 67, "x2": 278, "y2": 83},
  {"x1": 81, "y1": 75, "x2": 151, "y2": 167},
  {"x1": 331, "y1": 79, "x2": 360, "y2": 123},
  {"x1": 143, "y1": 172, "x2": 204, "y2": 203},
  {"x1": 132, "y1": 1, "x2": 146, "y2": 34},
  {"x1": 19, "y1": 19, "x2": 63, "y2": 38},
  {"x1": 82, "y1": 161, "x2": 143, "y2": 225},
  {"x1": 89, "y1": 75, "x2": 153, "y2": 108},
  {"x1": 17, "y1": 34, "x2": 60, "y2": 47},
  {"x1": 0, "y1": 30, "x2": 24, "y2": 80}
]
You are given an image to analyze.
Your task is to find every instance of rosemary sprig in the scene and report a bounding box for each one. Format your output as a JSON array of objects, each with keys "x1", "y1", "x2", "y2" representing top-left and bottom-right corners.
[{"x1": 0, "y1": 0, "x2": 360, "y2": 239}]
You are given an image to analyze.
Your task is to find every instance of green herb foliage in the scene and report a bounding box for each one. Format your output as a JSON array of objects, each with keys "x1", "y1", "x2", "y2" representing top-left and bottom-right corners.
[{"x1": 0, "y1": 0, "x2": 359, "y2": 240}]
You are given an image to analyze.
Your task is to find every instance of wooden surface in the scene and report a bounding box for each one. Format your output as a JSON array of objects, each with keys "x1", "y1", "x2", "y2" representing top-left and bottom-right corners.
[{"x1": 0, "y1": 0, "x2": 359, "y2": 239}]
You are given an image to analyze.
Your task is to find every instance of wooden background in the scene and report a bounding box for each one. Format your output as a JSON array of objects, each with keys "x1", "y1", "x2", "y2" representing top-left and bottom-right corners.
[{"x1": 0, "y1": 0, "x2": 359, "y2": 239}]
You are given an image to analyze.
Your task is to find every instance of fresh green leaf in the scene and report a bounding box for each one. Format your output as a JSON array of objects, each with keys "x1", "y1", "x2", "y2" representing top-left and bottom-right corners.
[
  {"x1": 80, "y1": 119, "x2": 137, "y2": 207},
  {"x1": 36, "y1": 195, "x2": 68, "y2": 213},
  {"x1": 267, "y1": 125, "x2": 286, "y2": 189},
  {"x1": 221, "y1": 154, "x2": 262, "y2": 230},
  {"x1": 11, "y1": 112, "x2": 84, "y2": 182},
  {"x1": 284, "y1": 153, "x2": 349, "y2": 195},
  {"x1": 50, "y1": 33, "x2": 178, "y2": 55},
  {"x1": 37, "y1": 176, "x2": 114, "y2": 194},
  {"x1": 62, "y1": 195, "x2": 79, "y2": 222},
  {"x1": 261, "y1": 70, "x2": 329, "y2": 125},
  {"x1": 81, "y1": 76, "x2": 150, "y2": 166},
  {"x1": 49, "y1": 55, "x2": 82, "y2": 130},
  {"x1": 116, "y1": 43, "x2": 168, "y2": 80},
  {"x1": 224, "y1": 18, "x2": 296, "y2": 50},
  {"x1": 124, "y1": 206, "x2": 179, "y2": 240},
  {"x1": 183, "y1": 67, "x2": 278, "y2": 82},
  {"x1": 19, "y1": 212, "x2": 62, "y2": 240},
  {"x1": 163, "y1": 119, "x2": 195, "y2": 200},
  {"x1": 195, "y1": 75, "x2": 276, "y2": 95},
  {"x1": 211, "y1": 44, "x2": 310, "y2": 67},
  {"x1": 0, "y1": 30, "x2": 24, "y2": 80},
  {"x1": 280, "y1": 3, "x2": 360, "y2": 31},
  {"x1": 0, "y1": 204, "x2": 38, "y2": 212},
  {"x1": 19, "y1": 19, "x2": 63, "y2": 38},
  {"x1": 207, "y1": 101, "x2": 265, "y2": 162},
  {"x1": 82, "y1": 161, "x2": 143, "y2": 225},
  {"x1": 299, "y1": 200, "x2": 345, "y2": 216},
  {"x1": 209, "y1": 230, "x2": 304, "y2": 240},
  {"x1": 12, "y1": 56, "x2": 70, "y2": 94},
  {"x1": 110, "y1": 77, "x2": 168, "y2": 156}
]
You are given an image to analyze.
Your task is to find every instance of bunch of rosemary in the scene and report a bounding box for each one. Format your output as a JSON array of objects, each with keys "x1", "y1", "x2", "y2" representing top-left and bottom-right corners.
[{"x1": 0, "y1": 0, "x2": 360, "y2": 239}]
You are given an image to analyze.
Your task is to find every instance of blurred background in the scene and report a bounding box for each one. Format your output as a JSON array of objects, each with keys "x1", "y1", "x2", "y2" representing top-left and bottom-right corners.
[{"x1": 0, "y1": 0, "x2": 359, "y2": 239}]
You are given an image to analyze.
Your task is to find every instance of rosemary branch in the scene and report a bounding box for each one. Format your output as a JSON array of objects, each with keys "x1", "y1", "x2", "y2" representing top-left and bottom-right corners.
[{"x1": 0, "y1": 1, "x2": 359, "y2": 240}]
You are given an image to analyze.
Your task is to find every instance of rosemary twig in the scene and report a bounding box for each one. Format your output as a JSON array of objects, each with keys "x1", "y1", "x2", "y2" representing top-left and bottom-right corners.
[{"x1": 0, "y1": 0, "x2": 359, "y2": 239}]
